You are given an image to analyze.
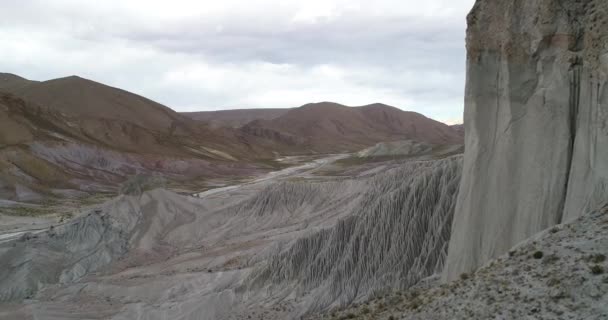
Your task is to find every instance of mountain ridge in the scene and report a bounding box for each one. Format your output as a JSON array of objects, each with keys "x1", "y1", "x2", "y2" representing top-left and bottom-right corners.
[{"x1": 242, "y1": 101, "x2": 462, "y2": 153}]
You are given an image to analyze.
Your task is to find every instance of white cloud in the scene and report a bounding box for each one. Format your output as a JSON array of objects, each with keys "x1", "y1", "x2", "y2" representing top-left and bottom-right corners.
[{"x1": 0, "y1": 0, "x2": 475, "y2": 122}]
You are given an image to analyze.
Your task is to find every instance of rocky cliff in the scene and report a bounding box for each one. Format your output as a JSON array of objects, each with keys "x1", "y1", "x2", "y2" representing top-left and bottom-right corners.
[{"x1": 445, "y1": 0, "x2": 608, "y2": 280}]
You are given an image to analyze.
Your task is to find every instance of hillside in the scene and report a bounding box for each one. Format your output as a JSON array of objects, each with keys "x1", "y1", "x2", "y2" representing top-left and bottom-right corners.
[
  {"x1": 0, "y1": 93, "x2": 272, "y2": 203},
  {"x1": 0, "y1": 73, "x2": 38, "y2": 92},
  {"x1": 242, "y1": 102, "x2": 462, "y2": 153},
  {"x1": 0, "y1": 74, "x2": 463, "y2": 204},
  {"x1": 356, "y1": 140, "x2": 463, "y2": 160},
  {"x1": 0, "y1": 74, "x2": 288, "y2": 203},
  {"x1": 314, "y1": 205, "x2": 608, "y2": 320},
  {"x1": 0, "y1": 74, "x2": 282, "y2": 158},
  {"x1": 182, "y1": 108, "x2": 289, "y2": 128},
  {"x1": 0, "y1": 154, "x2": 463, "y2": 319},
  {"x1": 5, "y1": 75, "x2": 180, "y2": 130},
  {"x1": 450, "y1": 124, "x2": 464, "y2": 138}
]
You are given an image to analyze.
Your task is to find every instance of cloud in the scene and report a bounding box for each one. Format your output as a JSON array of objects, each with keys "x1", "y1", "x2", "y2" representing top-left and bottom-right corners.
[{"x1": 0, "y1": 0, "x2": 474, "y2": 123}]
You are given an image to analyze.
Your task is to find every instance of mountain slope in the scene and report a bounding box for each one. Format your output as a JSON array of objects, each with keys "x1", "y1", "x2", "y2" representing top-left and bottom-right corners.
[
  {"x1": 0, "y1": 93, "x2": 271, "y2": 202},
  {"x1": 317, "y1": 205, "x2": 608, "y2": 320},
  {"x1": 0, "y1": 73, "x2": 38, "y2": 92},
  {"x1": 0, "y1": 74, "x2": 278, "y2": 159},
  {"x1": 7, "y1": 75, "x2": 179, "y2": 130},
  {"x1": 182, "y1": 108, "x2": 289, "y2": 128},
  {"x1": 0, "y1": 74, "x2": 285, "y2": 203},
  {"x1": 242, "y1": 102, "x2": 462, "y2": 153}
]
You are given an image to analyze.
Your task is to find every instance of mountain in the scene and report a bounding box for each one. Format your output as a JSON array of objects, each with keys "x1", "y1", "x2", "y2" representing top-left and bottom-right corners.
[
  {"x1": 0, "y1": 74, "x2": 462, "y2": 203},
  {"x1": 450, "y1": 124, "x2": 464, "y2": 138},
  {"x1": 242, "y1": 102, "x2": 463, "y2": 153},
  {"x1": 182, "y1": 108, "x2": 289, "y2": 128},
  {"x1": 0, "y1": 75, "x2": 280, "y2": 202},
  {"x1": 5, "y1": 75, "x2": 184, "y2": 132},
  {"x1": 0, "y1": 73, "x2": 38, "y2": 92},
  {"x1": 2, "y1": 74, "x2": 223, "y2": 141},
  {"x1": 0, "y1": 74, "x2": 276, "y2": 159}
]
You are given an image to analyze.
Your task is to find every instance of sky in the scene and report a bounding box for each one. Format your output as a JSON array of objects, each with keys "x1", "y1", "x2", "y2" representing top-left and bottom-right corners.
[{"x1": 0, "y1": 0, "x2": 475, "y2": 124}]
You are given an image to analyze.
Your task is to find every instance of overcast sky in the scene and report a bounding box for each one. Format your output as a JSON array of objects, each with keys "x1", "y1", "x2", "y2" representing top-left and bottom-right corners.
[{"x1": 0, "y1": 0, "x2": 474, "y2": 124}]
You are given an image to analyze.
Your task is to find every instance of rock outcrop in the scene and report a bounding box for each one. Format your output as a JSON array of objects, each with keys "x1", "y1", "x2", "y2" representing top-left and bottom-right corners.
[{"x1": 445, "y1": 0, "x2": 608, "y2": 280}]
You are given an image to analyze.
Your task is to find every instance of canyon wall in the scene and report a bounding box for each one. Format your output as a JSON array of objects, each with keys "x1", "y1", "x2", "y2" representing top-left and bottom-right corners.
[{"x1": 445, "y1": 0, "x2": 608, "y2": 280}]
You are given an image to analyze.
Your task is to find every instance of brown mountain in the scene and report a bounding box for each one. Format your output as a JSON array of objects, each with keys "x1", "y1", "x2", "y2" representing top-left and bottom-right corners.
[
  {"x1": 8, "y1": 75, "x2": 181, "y2": 131},
  {"x1": 0, "y1": 75, "x2": 277, "y2": 202},
  {"x1": 451, "y1": 124, "x2": 464, "y2": 138},
  {"x1": 0, "y1": 73, "x2": 38, "y2": 92},
  {"x1": 0, "y1": 74, "x2": 274, "y2": 159},
  {"x1": 0, "y1": 74, "x2": 461, "y2": 202},
  {"x1": 182, "y1": 108, "x2": 289, "y2": 128},
  {"x1": 242, "y1": 102, "x2": 462, "y2": 153}
]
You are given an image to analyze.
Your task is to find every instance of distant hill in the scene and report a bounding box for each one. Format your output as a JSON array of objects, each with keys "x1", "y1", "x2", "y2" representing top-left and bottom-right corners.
[
  {"x1": 450, "y1": 124, "x2": 464, "y2": 138},
  {"x1": 242, "y1": 102, "x2": 463, "y2": 153},
  {"x1": 0, "y1": 73, "x2": 38, "y2": 92},
  {"x1": 0, "y1": 74, "x2": 275, "y2": 158},
  {"x1": 182, "y1": 108, "x2": 289, "y2": 128},
  {"x1": 0, "y1": 74, "x2": 280, "y2": 202},
  {"x1": 0, "y1": 73, "x2": 462, "y2": 202},
  {"x1": 6, "y1": 75, "x2": 180, "y2": 130}
]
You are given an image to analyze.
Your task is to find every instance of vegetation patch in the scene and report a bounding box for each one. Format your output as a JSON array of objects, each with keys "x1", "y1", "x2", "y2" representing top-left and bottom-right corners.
[{"x1": 3, "y1": 205, "x2": 54, "y2": 217}]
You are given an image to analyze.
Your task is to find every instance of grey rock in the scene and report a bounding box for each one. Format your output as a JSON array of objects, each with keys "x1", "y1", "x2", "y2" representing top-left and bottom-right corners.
[
  {"x1": 445, "y1": 0, "x2": 608, "y2": 281},
  {"x1": 244, "y1": 156, "x2": 462, "y2": 314}
]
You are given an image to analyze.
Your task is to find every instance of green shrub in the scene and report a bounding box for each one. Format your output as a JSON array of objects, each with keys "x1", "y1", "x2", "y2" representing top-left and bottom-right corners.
[
  {"x1": 119, "y1": 174, "x2": 166, "y2": 196},
  {"x1": 590, "y1": 254, "x2": 606, "y2": 263},
  {"x1": 590, "y1": 265, "x2": 604, "y2": 275}
]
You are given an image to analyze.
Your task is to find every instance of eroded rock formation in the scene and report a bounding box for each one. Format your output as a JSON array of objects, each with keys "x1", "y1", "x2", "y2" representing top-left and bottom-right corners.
[
  {"x1": 245, "y1": 156, "x2": 462, "y2": 314},
  {"x1": 0, "y1": 156, "x2": 463, "y2": 319},
  {"x1": 445, "y1": 0, "x2": 608, "y2": 280}
]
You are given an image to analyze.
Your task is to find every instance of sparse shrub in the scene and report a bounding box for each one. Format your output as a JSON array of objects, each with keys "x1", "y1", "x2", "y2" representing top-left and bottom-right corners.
[
  {"x1": 409, "y1": 299, "x2": 421, "y2": 310},
  {"x1": 590, "y1": 254, "x2": 606, "y2": 263},
  {"x1": 547, "y1": 278, "x2": 560, "y2": 287},
  {"x1": 346, "y1": 313, "x2": 355, "y2": 319},
  {"x1": 388, "y1": 316, "x2": 396, "y2": 320},
  {"x1": 361, "y1": 307, "x2": 370, "y2": 314},
  {"x1": 459, "y1": 273, "x2": 469, "y2": 280},
  {"x1": 590, "y1": 265, "x2": 604, "y2": 275},
  {"x1": 119, "y1": 174, "x2": 166, "y2": 196},
  {"x1": 542, "y1": 254, "x2": 559, "y2": 264},
  {"x1": 532, "y1": 251, "x2": 544, "y2": 259}
]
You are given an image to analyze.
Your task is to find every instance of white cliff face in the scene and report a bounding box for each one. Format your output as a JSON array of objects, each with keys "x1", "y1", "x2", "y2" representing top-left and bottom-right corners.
[{"x1": 445, "y1": 0, "x2": 608, "y2": 280}]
